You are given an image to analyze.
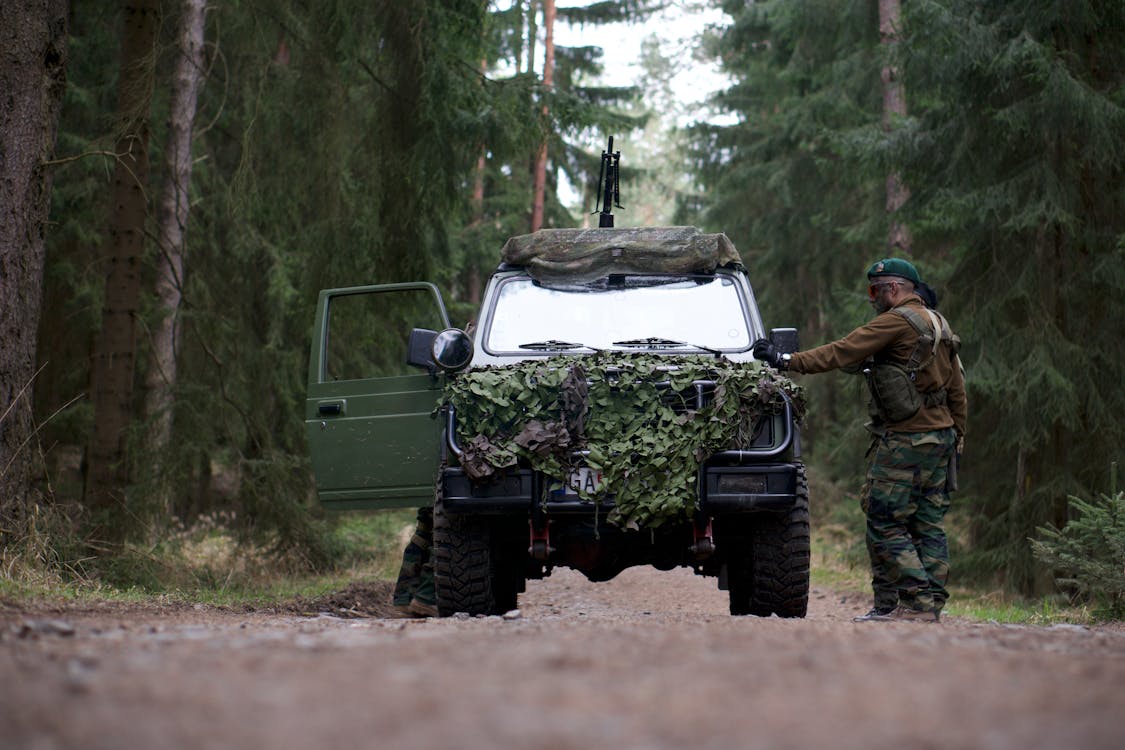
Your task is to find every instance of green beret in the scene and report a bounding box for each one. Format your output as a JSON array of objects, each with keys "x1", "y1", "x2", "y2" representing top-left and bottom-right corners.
[{"x1": 867, "y1": 258, "x2": 920, "y2": 285}]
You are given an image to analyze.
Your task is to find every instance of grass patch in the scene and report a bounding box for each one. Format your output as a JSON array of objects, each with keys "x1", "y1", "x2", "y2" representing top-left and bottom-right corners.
[
  {"x1": 0, "y1": 507, "x2": 416, "y2": 608},
  {"x1": 809, "y1": 472, "x2": 869, "y2": 596},
  {"x1": 942, "y1": 589, "x2": 1096, "y2": 626}
]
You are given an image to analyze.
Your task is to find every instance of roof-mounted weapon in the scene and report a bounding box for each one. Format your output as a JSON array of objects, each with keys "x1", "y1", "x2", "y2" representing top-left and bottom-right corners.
[{"x1": 592, "y1": 136, "x2": 622, "y2": 228}]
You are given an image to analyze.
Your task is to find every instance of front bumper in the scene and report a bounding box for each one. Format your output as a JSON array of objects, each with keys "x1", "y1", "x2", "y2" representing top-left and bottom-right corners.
[{"x1": 440, "y1": 463, "x2": 799, "y2": 516}]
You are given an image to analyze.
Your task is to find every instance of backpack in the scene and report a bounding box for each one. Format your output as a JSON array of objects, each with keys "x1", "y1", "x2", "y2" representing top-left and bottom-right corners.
[{"x1": 865, "y1": 305, "x2": 961, "y2": 424}]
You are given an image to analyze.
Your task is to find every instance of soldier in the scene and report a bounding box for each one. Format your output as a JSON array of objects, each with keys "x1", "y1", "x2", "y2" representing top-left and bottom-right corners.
[
  {"x1": 753, "y1": 258, "x2": 966, "y2": 622},
  {"x1": 392, "y1": 507, "x2": 437, "y2": 617}
]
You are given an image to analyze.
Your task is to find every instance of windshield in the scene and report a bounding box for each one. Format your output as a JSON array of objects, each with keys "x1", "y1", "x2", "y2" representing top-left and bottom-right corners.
[{"x1": 485, "y1": 274, "x2": 753, "y2": 353}]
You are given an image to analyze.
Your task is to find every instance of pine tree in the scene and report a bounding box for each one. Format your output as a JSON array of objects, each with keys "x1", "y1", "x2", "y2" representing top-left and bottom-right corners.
[
  {"x1": 35, "y1": 0, "x2": 121, "y2": 511},
  {"x1": 530, "y1": 0, "x2": 556, "y2": 232},
  {"x1": 900, "y1": 0, "x2": 1125, "y2": 592},
  {"x1": 84, "y1": 0, "x2": 160, "y2": 540},
  {"x1": 1032, "y1": 487, "x2": 1125, "y2": 617},
  {"x1": 445, "y1": 0, "x2": 652, "y2": 321},
  {"x1": 144, "y1": 0, "x2": 207, "y2": 460},
  {"x1": 878, "y1": 0, "x2": 911, "y2": 253},
  {"x1": 169, "y1": 0, "x2": 510, "y2": 557},
  {"x1": 548, "y1": 1, "x2": 654, "y2": 217}
]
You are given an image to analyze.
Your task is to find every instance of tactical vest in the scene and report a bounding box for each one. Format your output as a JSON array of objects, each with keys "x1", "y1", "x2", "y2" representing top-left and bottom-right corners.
[{"x1": 865, "y1": 305, "x2": 962, "y2": 424}]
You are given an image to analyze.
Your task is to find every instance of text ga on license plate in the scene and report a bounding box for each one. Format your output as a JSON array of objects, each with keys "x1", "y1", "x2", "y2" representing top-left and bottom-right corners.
[{"x1": 557, "y1": 467, "x2": 604, "y2": 496}]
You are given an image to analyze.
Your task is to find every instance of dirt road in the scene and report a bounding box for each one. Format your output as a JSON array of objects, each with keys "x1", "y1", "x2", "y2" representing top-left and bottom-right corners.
[{"x1": 3, "y1": 567, "x2": 1124, "y2": 750}]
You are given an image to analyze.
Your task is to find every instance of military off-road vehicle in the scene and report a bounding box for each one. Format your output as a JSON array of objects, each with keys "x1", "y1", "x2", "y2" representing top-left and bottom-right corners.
[{"x1": 304, "y1": 222, "x2": 809, "y2": 618}]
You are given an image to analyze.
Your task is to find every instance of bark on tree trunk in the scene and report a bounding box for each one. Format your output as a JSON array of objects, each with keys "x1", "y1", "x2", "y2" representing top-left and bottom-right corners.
[
  {"x1": 468, "y1": 147, "x2": 486, "y2": 306},
  {"x1": 0, "y1": 1, "x2": 68, "y2": 539},
  {"x1": 144, "y1": 0, "x2": 207, "y2": 451},
  {"x1": 84, "y1": 0, "x2": 160, "y2": 537},
  {"x1": 879, "y1": 0, "x2": 912, "y2": 254},
  {"x1": 1009, "y1": 445, "x2": 1031, "y2": 591},
  {"x1": 530, "y1": 0, "x2": 555, "y2": 233},
  {"x1": 526, "y1": 0, "x2": 538, "y2": 77}
]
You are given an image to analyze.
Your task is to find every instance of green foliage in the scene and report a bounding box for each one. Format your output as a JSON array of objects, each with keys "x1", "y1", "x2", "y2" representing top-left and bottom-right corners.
[
  {"x1": 1032, "y1": 488, "x2": 1125, "y2": 618},
  {"x1": 897, "y1": 0, "x2": 1125, "y2": 591},
  {"x1": 28, "y1": 0, "x2": 661, "y2": 576},
  {"x1": 445, "y1": 353, "x2": 804, "y2": 528},
  {"x1": 34, "y1": 0, "x2": 122, "y2": 449},
  {"x1": 556, "y1": 1, "x2": 665, "y2": 26},
  {"x1": 685, "y1": 0, "x2": 1125, "y2": 596}
]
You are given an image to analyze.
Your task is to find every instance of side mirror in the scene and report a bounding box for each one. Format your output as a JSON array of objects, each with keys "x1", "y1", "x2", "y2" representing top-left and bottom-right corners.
[
  {"x1": 407, "y1": 328, "x2": 439, "y2": 373},
  {"x1": 769, "y1": 327, "x2": 799, "y2": 354},
  {"x1": 432, "y1": 328, "x2": 474, "y2": 372}
]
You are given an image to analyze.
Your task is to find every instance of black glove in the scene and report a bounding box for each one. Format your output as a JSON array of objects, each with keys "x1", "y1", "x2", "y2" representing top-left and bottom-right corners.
[{"x1": 752, "y1": 338, "x2": 788, "y2": 370}]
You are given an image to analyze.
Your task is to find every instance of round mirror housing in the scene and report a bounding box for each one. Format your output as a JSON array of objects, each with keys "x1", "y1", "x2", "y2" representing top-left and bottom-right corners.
[{"x1": 432, "y1": 328, "x2": 474, "y2": 372}]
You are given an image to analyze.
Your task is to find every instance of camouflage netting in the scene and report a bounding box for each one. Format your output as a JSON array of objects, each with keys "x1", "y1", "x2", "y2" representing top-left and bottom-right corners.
[
  {"x1": 500, "y1": 227, "x2": 742, "y2": 283},
  {"x1": 443, "y1": 353, "x2": 805, "y2": 529}
]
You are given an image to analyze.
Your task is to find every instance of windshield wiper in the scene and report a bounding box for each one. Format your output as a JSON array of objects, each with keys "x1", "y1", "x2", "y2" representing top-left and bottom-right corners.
[
  {"x1": 613, "y1": 337, "x2": 688, "y2": 348},
  {"x1": 613, "y1": 337, "x2": 723, "y2": 355},
  {"x1": 518, "y1": 340, "x2": 596, "y2": 351}
]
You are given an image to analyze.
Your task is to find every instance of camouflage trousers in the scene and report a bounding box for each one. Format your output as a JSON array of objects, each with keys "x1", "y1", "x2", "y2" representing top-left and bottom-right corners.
[
  {"x1": 392, "y1": 507, "x2": 434, "y2": 606},
  {"x1": 862, "y1": 428, "x2": 956, "y2": 612}
]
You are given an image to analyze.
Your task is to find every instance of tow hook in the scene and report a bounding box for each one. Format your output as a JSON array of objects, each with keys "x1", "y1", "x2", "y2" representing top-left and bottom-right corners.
[
  {"x1": 690, "y1": 515, "x2": 715, "y2": 560},
  {"x1": 529, "y1": 520, "x2": 554, "y2": 561}
]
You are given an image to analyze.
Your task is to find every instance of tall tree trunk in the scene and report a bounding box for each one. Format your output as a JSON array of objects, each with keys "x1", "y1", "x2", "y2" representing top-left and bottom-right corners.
[
  {"x1": 530, "y1": 0, "x2": 555, "y2": 232},
  {"x1": 1009, "y1": 445, "x2": 1030, "y2": 590},
  {"x1": 84, "y1": 0, "x2": 159, "y2": 538},
  {"x1": 144, "y1": 0, "x2": 207, "y2": 451},
  {"x1": 464, "y1": 56, "x2": 487, "y2": 308},
  {"x1": 526, "y1": 0, "x2": 538, "y2": 77},
  {"x1": 467, "y1": 147, "x2": 486, "y2": 306},
  {"x1": 0, "y1": 1, "x2": 68, "y2": 540},
  {"x1": 879, "y1": 0, "x2": 911, "y2": 254}
]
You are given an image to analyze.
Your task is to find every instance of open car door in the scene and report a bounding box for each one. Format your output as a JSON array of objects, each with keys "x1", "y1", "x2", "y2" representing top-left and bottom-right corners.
[{"x1": 305, "y1": 283, "x2": 450, "y2": 510}]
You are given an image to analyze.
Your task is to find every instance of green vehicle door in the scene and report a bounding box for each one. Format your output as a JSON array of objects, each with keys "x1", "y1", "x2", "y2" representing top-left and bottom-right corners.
[{"x1": 305, "y1": 283, "x2": 450, "y2": 510}]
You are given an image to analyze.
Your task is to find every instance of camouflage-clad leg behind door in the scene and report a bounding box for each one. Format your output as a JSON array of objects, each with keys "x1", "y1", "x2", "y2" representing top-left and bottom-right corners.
[
  {"x1": 392, "y1": 507, "x2": 433, "y2": 607},
  {"x1": 862, "y1": 429, "x2": 955, "y2": 612}
]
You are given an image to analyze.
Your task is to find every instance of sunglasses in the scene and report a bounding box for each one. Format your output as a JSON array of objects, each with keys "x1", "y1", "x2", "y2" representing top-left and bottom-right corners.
[{"x1": 867, "y1": 280, "x2": 898, "y2": 298}]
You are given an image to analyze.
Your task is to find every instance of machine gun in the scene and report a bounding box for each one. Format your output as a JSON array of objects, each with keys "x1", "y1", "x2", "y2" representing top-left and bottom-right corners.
[{"x1": 592, "y1": 136, "x2": 622, "y2": 227}]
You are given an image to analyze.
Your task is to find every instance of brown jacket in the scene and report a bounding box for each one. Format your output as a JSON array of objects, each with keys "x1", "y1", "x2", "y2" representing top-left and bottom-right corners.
[{"x1": 788, "y1": 296, "x2": 967, "y2": 437}]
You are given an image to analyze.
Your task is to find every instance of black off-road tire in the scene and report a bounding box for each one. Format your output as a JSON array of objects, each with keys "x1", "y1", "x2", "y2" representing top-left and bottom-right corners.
[
  {"x1": 727, "y1": 464, "x2": 811, "y2": 618},
  {"x1": 433, "y1": 494, "x2": 497, "y2": 617}
]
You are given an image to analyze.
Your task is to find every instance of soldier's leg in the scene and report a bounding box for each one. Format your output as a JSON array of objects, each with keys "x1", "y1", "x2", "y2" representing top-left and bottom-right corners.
[
  {"x1": 907, "y1": 430, "x2": 956, "y2": 610},
  {"x1": 410, "y1": 506, "x2": 437, "y2": 615},
  {"x1": 392, "y1": 507, "x2": 434, "y2": 608},
  {"x1": 863, "y1": 433, "x2": 930, "y2": 610},
  {"x1": 410, "y1": 557, "x2": 436, "y2": 616},
  {"x1": 860, "y1": 436, "x2": 897, "y2": 611},
  {"x1": 863, "y1": 486, "x2": 899, "y2": 612}
]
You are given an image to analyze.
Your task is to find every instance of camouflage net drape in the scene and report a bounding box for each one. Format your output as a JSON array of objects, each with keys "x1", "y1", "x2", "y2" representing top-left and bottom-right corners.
[
  {"x1": 500, "y1": 227, "x2": 742, "y2": 283},
  {"x1": 443, "y1": 353, "x2": 805, "y2": 529}
]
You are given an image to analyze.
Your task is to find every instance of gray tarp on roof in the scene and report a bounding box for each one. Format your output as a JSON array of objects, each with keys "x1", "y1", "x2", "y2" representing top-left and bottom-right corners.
[{"x1": 500, "y1": 226, "x2": 742, "y2": 282}]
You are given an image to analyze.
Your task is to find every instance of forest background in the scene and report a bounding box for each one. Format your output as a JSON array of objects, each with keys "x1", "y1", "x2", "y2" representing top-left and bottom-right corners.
[{"x1": 1, "y1": 0, "x2": 1122, "y2": 605}]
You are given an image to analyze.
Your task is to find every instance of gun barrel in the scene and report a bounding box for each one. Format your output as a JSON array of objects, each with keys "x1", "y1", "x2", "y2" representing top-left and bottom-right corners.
[{"x1": 592, "y1": 135, "x2": 620, "y2": 228}]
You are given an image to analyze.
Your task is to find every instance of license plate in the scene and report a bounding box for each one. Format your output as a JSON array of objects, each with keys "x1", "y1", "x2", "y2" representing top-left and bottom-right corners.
[{"x1": 554, "y1": 467, "x2": 604, "y2": 496}]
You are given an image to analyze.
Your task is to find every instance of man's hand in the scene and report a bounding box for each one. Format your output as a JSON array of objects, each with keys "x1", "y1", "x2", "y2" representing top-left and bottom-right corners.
[{"x1": 752, "y1": 338, "x2": 789, "y2": 370}]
